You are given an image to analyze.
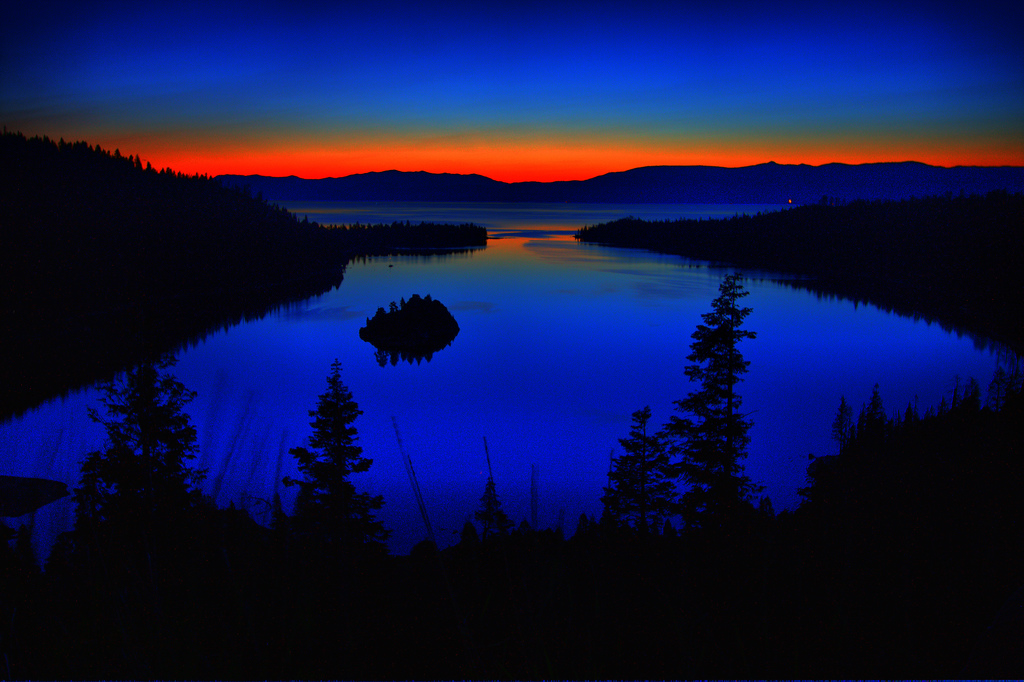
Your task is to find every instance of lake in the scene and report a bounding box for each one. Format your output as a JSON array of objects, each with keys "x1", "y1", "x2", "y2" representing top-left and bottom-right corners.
[{"x1": 0, "y1": 202, "x2": 1002, "y2": 556}]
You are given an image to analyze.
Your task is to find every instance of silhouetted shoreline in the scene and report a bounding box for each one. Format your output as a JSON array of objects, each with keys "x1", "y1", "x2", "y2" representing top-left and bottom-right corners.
[
  {"x1": 575, "y1": 192, "x2": 1024, "y2": 353},
  {"x1": 0, "y1": 132, "x2": 485, "y2": 418},
  {"x1": 218, "y1": 162, "x2": 1024, "y2": 204},
  {"x1": 3, "y1": 132, "x2": 1022, "y2": 679}
]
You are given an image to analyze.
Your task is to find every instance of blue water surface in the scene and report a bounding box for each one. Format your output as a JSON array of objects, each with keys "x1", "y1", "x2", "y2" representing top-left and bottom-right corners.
[{"x1": 1, "y1": 203, "x2": 1001, "y2": 556}]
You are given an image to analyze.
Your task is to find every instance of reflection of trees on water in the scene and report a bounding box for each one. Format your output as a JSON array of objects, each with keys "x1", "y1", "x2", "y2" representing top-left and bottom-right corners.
[
  {"x1": 574, "y1": 192, "x2": 1024, "y2": 353},
  {"x1": 360, "y1": 294, "x2": 460, "y2": 367},
  {"x1": 373, "y1": 344, "x2": 452, "y2": 366}
]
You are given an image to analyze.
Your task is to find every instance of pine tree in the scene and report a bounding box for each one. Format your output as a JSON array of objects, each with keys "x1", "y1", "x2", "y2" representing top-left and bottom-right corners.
[
  {"x1": 75, "y1": 355, "x2": 204, "y2": 537},
  {"x1": 475, "y1": 438, "x2": 512, "y2": 539},
  {"x1": 832, "y1": 395, "x2": 854, "y2": 453},
  {"x1": 857, "y1": 383, "x2": 886, "y2": 439},
  {"x1": 285, "y1": 360, "x2": 388, "y2": 548},
  {"x1": 475, "y1": 476, "x2": 512, "y2": 539},
  {"x1": 601, "y1": 406, "x2": 676, "y2": 534},
  {"x1": 663, "y1": 273, "x2": 759, "y2": 529}
]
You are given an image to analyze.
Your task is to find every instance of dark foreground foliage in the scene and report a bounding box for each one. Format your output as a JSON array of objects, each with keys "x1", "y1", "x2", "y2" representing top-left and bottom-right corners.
[
  {"x1": 575, "y1": 192, "x2": 1024, "y2": 352},
  {"x1": 2, "y1": 377, "x2": 1021, "y2": 679}
]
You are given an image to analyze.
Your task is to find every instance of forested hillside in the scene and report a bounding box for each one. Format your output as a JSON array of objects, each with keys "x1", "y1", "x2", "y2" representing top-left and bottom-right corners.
[
  {"x1": 576, "y1": 193, "x2": 1024, "y2": 352},
  {"x1": 219, "y1": 162, "x2": 1024, "y2": 203},
  {"x1": 0, "y1": 132, "x2": 351, "y2": 416},
  {"x1": 0, "y1": 132, "x2": 483, "y2": 417}
]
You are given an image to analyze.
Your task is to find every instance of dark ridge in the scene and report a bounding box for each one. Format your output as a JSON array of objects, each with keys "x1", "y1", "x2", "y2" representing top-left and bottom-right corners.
[
  {"x1": 0, "y1": 130, "x2": 353, "y2": 418},
  {"x1": 0, "y1": 132, "x2": 484, "y2": 418},
  {"x1": 218, "y1": 162, "x2": 1024, "y2": 204},
  {"x1": 574, "y1": 192, "x2": 1024, "y2": 353}
]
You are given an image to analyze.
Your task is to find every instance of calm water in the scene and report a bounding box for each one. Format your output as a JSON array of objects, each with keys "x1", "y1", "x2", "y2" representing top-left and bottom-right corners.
[{"x1": 1, "y1": 203, "x2": 1002, "y2": 556}]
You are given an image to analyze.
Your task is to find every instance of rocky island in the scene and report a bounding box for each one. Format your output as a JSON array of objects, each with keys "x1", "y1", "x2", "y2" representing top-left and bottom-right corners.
[{"x1": 359, "y1": 294, "x2": 460, "y2": 365}]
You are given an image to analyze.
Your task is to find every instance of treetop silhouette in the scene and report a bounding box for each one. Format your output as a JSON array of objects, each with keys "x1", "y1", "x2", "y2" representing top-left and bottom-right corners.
[
  {"x1": 664, "y1": 273, "x2": 759, "y2": 529},
  {"x1": 601, "y1": 406, "x2": 676, "y2": 535},
  {"x1": 74, "y1": 354, "x2": 205, "y2": 537},
  {"x1": 285, "y1": 360, "x2": 388, "y2": 548}
]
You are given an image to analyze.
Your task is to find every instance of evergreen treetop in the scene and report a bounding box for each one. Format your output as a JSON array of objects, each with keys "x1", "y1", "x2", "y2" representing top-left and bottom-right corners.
[
  {"x1": 75, "y1": 355, "x2": 204, "y2": 536},
  {"x1": 663, "y1": 273, "x2": 759, "y2": 529},
  {"x1": 601, "y1": 406, "x2": 676, "y2": 535},
  {"x1": 475, "y1": 476, "x2": 512, "y2": 539},
  {"x1": 285, "y1": 360, "x2": 388, "y2": 548}
]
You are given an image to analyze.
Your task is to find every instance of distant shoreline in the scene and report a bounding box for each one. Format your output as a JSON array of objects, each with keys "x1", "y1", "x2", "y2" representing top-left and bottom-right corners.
[
  {"x1": 575, "y1": 192, "x2": 1024, "y2": 354},
  {"x1": 218, "y1": 162, "x2": 1024, "y2": 204}
]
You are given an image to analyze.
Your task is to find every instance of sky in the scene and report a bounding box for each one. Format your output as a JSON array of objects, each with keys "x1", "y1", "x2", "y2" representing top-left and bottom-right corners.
[{"x1": 2, "y1": 0, "x2": 1022, "y2": 182}]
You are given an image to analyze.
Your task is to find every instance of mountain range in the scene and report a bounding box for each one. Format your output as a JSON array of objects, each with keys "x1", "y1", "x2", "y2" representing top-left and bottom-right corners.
[{"x1": 217, "y1": 162, "x2": 1024, "y2": 204}]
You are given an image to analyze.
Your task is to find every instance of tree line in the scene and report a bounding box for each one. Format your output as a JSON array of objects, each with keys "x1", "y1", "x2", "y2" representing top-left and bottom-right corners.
[
  {"x1": 3, "y1": 274, "x2": 1021, "y2": 678},
  {"x1": 325, "y1": 220, "x2": 486, "y2": 252},
  {"x1": 574, "y1": 192, "x2": 1024, "y2": 353},
  {"x1": 0, "y1": 131, "x2": 486, "y2": 418}
]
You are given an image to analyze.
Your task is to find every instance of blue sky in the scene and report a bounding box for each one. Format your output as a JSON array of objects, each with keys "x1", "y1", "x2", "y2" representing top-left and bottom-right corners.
[{"x1": 2, "y1": 0, "x2": 1021, "y2": 180}]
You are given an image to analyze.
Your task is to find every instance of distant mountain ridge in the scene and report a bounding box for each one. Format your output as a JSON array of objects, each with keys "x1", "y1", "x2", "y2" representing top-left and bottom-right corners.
[{"x1": 218, "y1": 162, "x2": 1024, "y2": 204}]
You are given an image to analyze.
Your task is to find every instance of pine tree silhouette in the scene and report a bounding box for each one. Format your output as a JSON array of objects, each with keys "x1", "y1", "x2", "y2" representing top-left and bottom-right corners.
[
  {"x1": 601, "y1": 406, "x2": 675, "y2": 534},
  {"x1": 75, "y1": 355, "x2": 204, "y2": 538},
  {"x1": 285, "y1": 360, "x2": 388, "y2": 548},
  {"x1": 475, "y1": 438, "x2": 511, "y2": 539},
  {"x1": 663, "y1": 273, "x2": 759, "y2": 529}
]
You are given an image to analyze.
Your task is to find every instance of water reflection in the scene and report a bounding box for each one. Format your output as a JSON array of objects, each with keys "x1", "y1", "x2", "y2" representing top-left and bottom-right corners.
[
  {"x1": 0, "y1": 203, "x2": 1002, "y2": 560},
  {"x1": 372, "y1": 345, "x2": 451, "y2": 367},
  {"x1": 282, "y1": 201, "x2": 788, "y2": 238},
  {"x1": 359, "y1": 293, "x2": 461, "y2": 367}
]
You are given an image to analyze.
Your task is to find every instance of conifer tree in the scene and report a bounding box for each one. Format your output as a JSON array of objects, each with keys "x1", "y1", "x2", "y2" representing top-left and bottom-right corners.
[
  {"x1": 663, "y1": 273, "x2": 759, "y2": 529},
  {"x1": 857, "y1": 383, "x2": 886, "y2": 439},
  {"x1": 475, "y1": 476, "x2": 512, "y2": 539},
  {"x1": 75, "y1": 355, "x2": 204, "y2": 537},
  {"x1": 832, "y1": 395, "x2": 854, "y2": 452},
  {"x1": 475, "y1": 438, "x2": 512, "y2": 539},
  {"x1": 601, "y1": 406, "x2": 676, "y2": 534},
  {"x1": 285, "y1": 360, "x2": 388, "y2": 548}
]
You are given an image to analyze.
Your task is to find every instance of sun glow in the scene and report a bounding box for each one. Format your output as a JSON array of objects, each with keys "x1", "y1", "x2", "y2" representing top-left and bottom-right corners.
[{"x1": 101, "y1": 132, "x2": 1024, "y2": 183}]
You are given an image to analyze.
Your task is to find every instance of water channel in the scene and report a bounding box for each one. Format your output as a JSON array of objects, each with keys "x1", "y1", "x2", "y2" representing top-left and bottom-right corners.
[{"x1": 1, "y1": 203, "x2": 1000, "y2": 555}]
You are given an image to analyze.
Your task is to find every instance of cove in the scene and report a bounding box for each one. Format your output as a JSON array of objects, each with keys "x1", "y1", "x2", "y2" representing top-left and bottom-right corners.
[{"x1": 0, "y1": 203, "x2": 1001, "y2": 557}]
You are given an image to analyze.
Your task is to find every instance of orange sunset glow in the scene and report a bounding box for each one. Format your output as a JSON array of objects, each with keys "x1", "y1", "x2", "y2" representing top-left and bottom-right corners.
[
  {"x1": 4, "y1": 0, "x2": 1021, "y2": 183},
  {"x1": 97, "y1": 134, "x2": 1024, "y2": 183}
]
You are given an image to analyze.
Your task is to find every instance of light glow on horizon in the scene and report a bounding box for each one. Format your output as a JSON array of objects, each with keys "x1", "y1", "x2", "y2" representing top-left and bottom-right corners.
[
  {"x1": 67, "y1": 131, "x2": 1024, "y2": 183},
  {"x1": 2, "y1": 0, "x2": 1022, "y2": 181}
]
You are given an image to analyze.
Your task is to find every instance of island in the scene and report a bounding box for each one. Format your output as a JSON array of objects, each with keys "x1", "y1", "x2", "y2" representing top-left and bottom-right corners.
[{"x1": 359, "y1": 294, "x2": 460, "y2": 365}]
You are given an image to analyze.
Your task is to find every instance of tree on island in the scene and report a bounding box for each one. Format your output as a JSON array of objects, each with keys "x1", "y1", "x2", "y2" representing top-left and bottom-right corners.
[
  {"x1": 285, "y1": 360, "x2": 388, "y2": 548},
  {"x1": 601, "y1": 406, "x2": 676, "y2": 535},
  {"x1": 359, "y1": 294, "x2": 460, "y2": 365},
  {"x1": 74, "y1": 355, "x2": 205, "y2": 541},
  {"x1": 663, "y1": 273, "x2": 759, "y2": 529}
]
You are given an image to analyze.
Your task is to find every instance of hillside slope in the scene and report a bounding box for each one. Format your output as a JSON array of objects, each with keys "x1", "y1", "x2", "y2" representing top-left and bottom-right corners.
[
  {"x1": 218, "y1": 162, "x2": 1024, "y2": 203},
  {"x1": 1, "y1": 132, "x2": 349, "y2": 417}
]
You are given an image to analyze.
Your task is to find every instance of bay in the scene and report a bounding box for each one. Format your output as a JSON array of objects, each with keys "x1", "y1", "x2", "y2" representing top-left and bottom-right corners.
[{"x1": 0, "y1": 203, "x2": 1001, "y2": 556}]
